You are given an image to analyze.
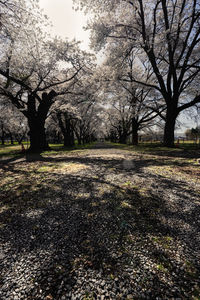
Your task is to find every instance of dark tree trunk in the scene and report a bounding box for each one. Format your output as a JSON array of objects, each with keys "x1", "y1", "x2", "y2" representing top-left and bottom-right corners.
[
  {"x1": 64, "y1": 131, "x2": 74, "y2": 147},
  {"x1": 17, "y1": 135, "x2": 25, "y2": 145},
  {"x1": 118, "y1": 122, "x2": 128, "y2": 144},
  {"x1": 77, "y1": 137, "x2": 82, "y2": 145},
  {"x1": 163, "y1": 108, "x2": 178, "y2": 147},
  {"x1": 132, "y1": 118, "x2": 139, "y2": 145},
  {"x1": 75, "y1": 122, "x2": 83, "y2": 145},
  {"x1": 25, "y1": 91, "x2": 56, "y2": 153},
  {"x1": 75, "y1": 130, "x2": 82, "y2": 145},
  {"x1": 28, "y1": 118, "x2": 49, "y2": 153},
  {"x1": 52, "y1": 131, "x2": 61, "y2": 144},
  {"x1": 9, "y1": 132, "x2": 14, "y2": 145},
  {"x1": 57, "y1": 132, "x2": 62, "y2": 144},
  {"x1": 63, "y1": 118, "x2": 74, "y2": 147},
  {"x1": 119, "y1": 135, "x2": 127, "y2": 144},
  {"x1": 119, "y1": 128, "x2": 128, "y2": 144},
  {"x1": 57, "y1": 113, "x2": 74, "y2": 147},
  {"x1": 132, "y1": 131, "x2": 138, "y2": 145},
  {"x1": 0, "y1": 136, "x2": 5, "y2": 145},
  {"x1": 0, "y1": 124, "x2": 5, "y2": 145}
]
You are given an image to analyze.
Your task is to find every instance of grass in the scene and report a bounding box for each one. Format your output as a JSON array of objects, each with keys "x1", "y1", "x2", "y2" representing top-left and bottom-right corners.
[
  {"x1": 108, "y1": 140, "x2": 200, "y2": 152},
  {"x1": 0, "y1": 141, "x2": 97, "y2": 159},
  {"x1": 0, "y1": 144, "x2": 23, "y2": 158},
  {"x1": 1, "y1": 140, "x2": 199, "y2": 160},
  {"x1": 107, "y1": 141, "x2": 200, "y2": 162}
]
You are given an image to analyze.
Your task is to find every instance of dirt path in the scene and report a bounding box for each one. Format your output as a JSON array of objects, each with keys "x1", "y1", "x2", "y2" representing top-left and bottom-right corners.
[{"x1": 0, "y1": 143, "x2": 200, "y2": 299}]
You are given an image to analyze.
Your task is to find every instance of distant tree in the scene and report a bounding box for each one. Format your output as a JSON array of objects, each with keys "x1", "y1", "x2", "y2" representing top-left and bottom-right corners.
[
  {"x1": 185, "y1": 128, "x2": 192, "y2": 140},
  {"x1": 105, "y1": 98, "x2": 132, "y2": 144},
  {"x1": 0, "y1": 101, "x2": 28, "y2": 144},
  {"x1": 191, "y1": 128, "x2": 199, "y2": 141},
  {"x1": 185, "y1": 127, "x2": 200, "y2": 141},
  {"x1": 53, "y1": 102, "x2": 77, "y2": 147},
  {"x1": 46, "y1": 115, "x2": 62, "y2": 144},
  {"x1": 101, "y1": 47, "x2": 164, "y2": 145}
]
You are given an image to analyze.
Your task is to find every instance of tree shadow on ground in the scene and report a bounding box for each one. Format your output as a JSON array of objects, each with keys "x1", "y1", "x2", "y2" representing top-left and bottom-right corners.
[{"x1": 0, "y1": 151, "x2": 200, "y2": 299}]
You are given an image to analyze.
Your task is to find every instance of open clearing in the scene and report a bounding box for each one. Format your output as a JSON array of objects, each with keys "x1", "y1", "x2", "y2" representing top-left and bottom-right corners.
[{"x1": 0, "y1": 143, "x2": 200, "y2": 300}]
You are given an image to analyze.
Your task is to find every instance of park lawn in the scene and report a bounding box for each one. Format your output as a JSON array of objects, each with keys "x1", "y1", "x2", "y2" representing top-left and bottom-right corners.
[
  {"x1": 0, "y1": 144, "x2": 23, "y2": 158},
  {"x1": 0, "y1": 141, "x2": 97, "y2": 159},
  {"x1": 108, "y1": 140, "x2": 200, "y2": 152},
  {"x1": 0, "y1": 141, "x2": 199, "y2": 221}
]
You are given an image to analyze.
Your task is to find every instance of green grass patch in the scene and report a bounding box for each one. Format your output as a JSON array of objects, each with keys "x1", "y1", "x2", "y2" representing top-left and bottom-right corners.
[
  {"x1": 0, "y1": 141, "x2": 97, "y2": 159},
  {"x1": 152, "y1": 235, "x2": 173, "y2": 249},
  {"x1": 156, "y1": 263, "x2": 168, "y2": 272},
  {"x1": 43, "y1": 142, "x2": 97, "y2": 155},
  {"x1": 0, "y1": 144, "x2": 23, "y2": 158}
]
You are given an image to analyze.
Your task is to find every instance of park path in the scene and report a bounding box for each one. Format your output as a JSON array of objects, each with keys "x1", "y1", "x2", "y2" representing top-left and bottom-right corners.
[{"x1": 0, "y1": 143, "x2": 200, "y2": 299}]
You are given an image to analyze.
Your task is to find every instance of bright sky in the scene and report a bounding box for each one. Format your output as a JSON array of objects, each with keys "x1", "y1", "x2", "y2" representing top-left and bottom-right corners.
[{"x1": 39, "y1": 0, "x2": 90, "y2": 50}]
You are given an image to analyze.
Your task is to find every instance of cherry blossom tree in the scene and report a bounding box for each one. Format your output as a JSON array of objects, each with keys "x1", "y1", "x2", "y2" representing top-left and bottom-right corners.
[
  {"x1": 74, "y1": 0, "x2": 200, "y2": 147},
  {"x1": 105, "y1": 98, "x2": 132, "y2": 144},
  {"x1": 0, "y1": 100, "x2": 28, "y2": 144},
  {"x1": 101, "y1": 46, "x2": 164, "y2": 145},
  {"x1": 47, "y1": 53, "x2": 98, "y2": 146},
  {"x1": 0, "y1": 0, "x2": 89, "y2": 152},
  {"x1": 51, "y1": 88, "x2": 101, "y2": 146}
]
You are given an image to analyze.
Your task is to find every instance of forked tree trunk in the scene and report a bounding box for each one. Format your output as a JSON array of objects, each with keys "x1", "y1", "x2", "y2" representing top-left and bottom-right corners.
[
  {"x1": 25, "y1": 91, "x2": 56, "y2": 153},
  {"x1": 57, "y1": 113, "x2": 75, "y2": 147},
  {"x1": 75, "y1": 123, "x2": 83, "y2": 145}
]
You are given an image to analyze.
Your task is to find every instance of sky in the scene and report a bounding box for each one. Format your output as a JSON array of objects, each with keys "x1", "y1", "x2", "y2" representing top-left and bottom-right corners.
[{"x1": 39, "y1": 0, "x2": 90, "y2": 50}]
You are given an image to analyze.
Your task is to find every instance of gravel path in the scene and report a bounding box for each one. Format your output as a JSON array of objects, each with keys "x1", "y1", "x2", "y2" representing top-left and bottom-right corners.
[{"x1": 0, "y1": 143, "x2": 200, "y2": 300}]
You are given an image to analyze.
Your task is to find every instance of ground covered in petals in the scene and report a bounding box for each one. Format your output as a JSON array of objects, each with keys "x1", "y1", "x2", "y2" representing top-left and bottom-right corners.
[{"x1": 0, "y1": 143, "x2": 200, "y2": 300}]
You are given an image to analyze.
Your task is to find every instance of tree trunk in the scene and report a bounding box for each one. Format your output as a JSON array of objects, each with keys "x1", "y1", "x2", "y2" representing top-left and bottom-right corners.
[
  {"x1": 119, "y1": 134, "x2": 127, "y2": 144},
  {"x1": 132, "y1": 131, "x2": 138, "y2": 145},
  {"x1": 77, "y1": 137, "x2": 81, "y2": 145},
  {"x1": 64, "y1": 132, "x2": 74, "y2": 147},
  {"x1": 18, "y1": 136, "x2": 24, "y2": 145},
  {"x1": 75, "y1": 123, "x2": 83, "y2": 145},
  {"x1": 63, "y1": 119, "x2": 74, "y2": 147},
  {"x1": 25, "y1": 92, "x2": 55, "y2": 153},
  {"x1": 163, "y1": 109, "x2": 177, "y2": 147},
  {"x1": 9, "y1": 132, "x2": 14, "y2": 145},
  {"x1": 132, "y1": 118, "x2": 139, "y2": 145},
  {"x1": 0, "y1": 123, "x2": 5, "y2": 145},
  {"x1": 0, "y1": 136, "x2": 5, "y2": 145},
  {"x1": 28, "y1": 118, "x2": 49, "y2": 153}
]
